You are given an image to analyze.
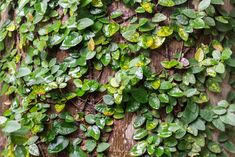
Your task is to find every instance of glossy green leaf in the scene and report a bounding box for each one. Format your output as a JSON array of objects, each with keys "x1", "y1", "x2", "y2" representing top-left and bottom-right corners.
[
  {"x1": 103, "y1": 22, "x2": 119, "y2": 37},
  {"x1": 60, "y1": 32, "x2": 82, "y2": 50},
  {"x1": 138, "y1": 34, "x2": 153, "y2": 49},
  {"x1": 161, "y1": 60, "x2": 179, "y2": 69},
  {"x1": 149, "y1": 93, "x2": 160, "y2": 109},
  {"x1": 97, "y1": 143, "x2": 110, "y2": 152},
  {"x1": 220, "y1": 112, "x2": 235, "y2": 126},
  {"x1": 85, "y1": 139, "x2": 96, "y2": 152},
  {"x1": 17, "y1": 67, "x2": 31, "y2": 78},
  {"x1": 55, "y1": 122, "x2": 77, "y2": 135},
  {"x1": 85, "y1": 114, "x2": 96, "y2": 124},
  {"x1": 133, "y1": 129, "x2": 148, "y2": 140},
  {"x1": 77, "y1": 18, "x2": 94, "y2": 30},
  {"x1": 0, "y1": 116, "x2": 7, "y2": 125},
  {"x1": 130, "y1": 141, "x2": 147, "y2": 156},
  {"x1": 158, "y1": 0, "x2": 175, "y2": 7},
  {"x1": 190, "y1": 18, "x2": 205, "y2": 29},
  {"x1": 87, "y1": 125, "x2": 100, "y2": 140},
  {"x1": 168, "y1": 87, "x2": 184, "y2": 97},
  {"x1": 198, "y1": 0, "x2": 211, "y2": 11},
  {"x1": 157, "y1": 26, "x2": 173, "y2": 37},
  {"x1": 48, "y1": 136, "x2": 69, "y2": 153},
  {"x1": 103, "y1": 95, "x2": 114, "y2": 105},
  {"x1": 28, "y1": 144, "x2": 40, "y2": 156},
  {"x1": 152, "y1": 13, "x2": 167, "y2": 22},
  {"x1": 2, "y1": 120, "x2": 21, "y2": 133}
]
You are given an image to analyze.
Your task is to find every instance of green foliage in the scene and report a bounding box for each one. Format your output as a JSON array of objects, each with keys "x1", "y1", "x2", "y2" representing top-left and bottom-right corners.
[{"x1": 0, "y1": 0, "x2": 235, "y2": 156}]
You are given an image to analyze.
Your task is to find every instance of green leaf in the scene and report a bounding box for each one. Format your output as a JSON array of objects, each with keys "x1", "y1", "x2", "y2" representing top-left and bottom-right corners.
[
  {"x1": 60, "y1": 32, "x2": 82, "y2": 50},
  {"x1": 150, "y1": 36, "x2": 165, "y2": 49},
  {"x1": 184, "y1": 88, "x2": 198, "y2": 97},
  {"x1": 69, "y1": 146, "x2": 87, "y2": 157},
  {"x1": 87, "y1": 125, "x2": 100, "y2": 140},
  {"x1": 15, "y1": 145, "x2": 27, "y2": 157},
  {"x1": 54, "y1": 122, "x2": 77, "y2": 135},
  {"x1": 103, "y1": 95, "x2": 114, "y2": 105},
  {"x1": 152, "y1": 13, "x2": 167, "y2": 22},
  {"x1": 101, "y1": 53, "x2": 111, "y2": 66},
  {"x1": 103, "y1": 22, "x2": 119, "y2": 37},
  {"x1": 161, "y1": 60, "x2": 179, "y2": 69},
  {"x1": 198, "y1": 0, "x2": 211, "y2": 11},
  {"x1": 191, "y1": 119, "x2": 205, "y2": 131},
  {"x1": 224, "y1": 141, "x2": 235, "y2": 153},
  {"x1": 18, "y1": 0, "x2": 30, "y2": 11},
  {"x1": 85, "y1": 139, "x2": 96, "y2": 152},
  {"x1": 134, "y1": 116, "x2": 146, "y2": 128},
  {"x1": 174, "y1": 0, "x2": 187, "y2": 5},
  {"x1": 212, "y1": 118, "x2": 225, "y2": 131},
  {"x1": 110, "y1": 10, "x2": 123, "y2": 19},
  {"x1": 151, "y1": 79, "x2": 161, "y2": 89},
  {"x1": 207, "y1": 141, "x2": 221, "y2": 153},
  {"x1": 182, "y1": 9, "x2": 197, "y2": 18},
  {"x1": 195, "y1": 48, "x2": 204, "y2": 62},
  {"x1": 85, "y1": 114, "x2": 96, "y2": 124},
  {"x1": 17, "y1": 67, "x2": 31, "y2": 78},
  {"x1": 126, "y1": 100, "x2": 141, "y2": 112},
  {"x1": 28, "y1": 144, "x2": 40, "y2": 156},
  {"x1": 122, "y1": 29, "x2": 139, "y2": 43},
  {"x1": 157, "y1": 94, "x2": 169, "y2": 104},
  {"x1": 221, "y1": 48, "x2": 232, "y2": 60},
  {"x1": 168, "y1": 87, "x2": 184, "y2": 97},
  {"x1": 220, "y1": 112, "x2": 235, "y2": 126},
  {"x1": 34, "y1": 2, "x2": 47, "y2": 15},
  {"x1": 156, "y1": 147, "x2": 164, "y2": 157},
  {"x1": 130, "y1": 141, "x2": 147, "y2": 156},
  {"x1": 133, "y1": 129, "x2": 148, "y2": 140},
  {"x1": 146, "y1": 119, "x2": 158, "y2": 130},
  {"x1": 181, "y1": 101, "x2": 199, "y2": 124},
  {"x1": 2, "y1": 120, "x2": 21, "y2": 133},
  {"x1": 160, "y1": 81, "x2": 173, "y2": 90},
  {"x1": 190, "y1": 18, "x2": 205, "y2": 29},
  {"x1": 215, "y1": 63, "x2": 225, "y2": 73},
  {"x1": 215, "y1": 16, "x2": 229, "y2": 23},
  {"x1": 48, "y1": 136, "x2": 69, "y2": 153},
  {"x1": 213, "y1": 106, "x2": 226, "y2": 115},
  {"x1": 149, "y1": 93, "x2": 160, "y2": 109},
  {"x1": 92, "y1": 0, "x2": 103, "y2": 7},
  {"x1": 211, "y1": 0, "x2": 224, "y2": 4},
  {"x1": 131, "y1": 88, "x2": 148, "y2": 104},
  {"x1": 157, "y1": 26, "x2": 173, "y2": 37},
  {"x1": 158, "y1": 0, "x2": 175, "y2": 7},
  {"x1": 97, "y1": 143, "x2": 110, "y2": 152},
  {"x1": 200, "y1": 107, "x2": 215, "y2": 122},
  {"x1": 178, "y1": 27, "x2": 189, "y2": 41},
  {"x1": 49, "y1": 34, "x2": 64, "y2": 46},
  {"x1": 138, "y1": 34, "x2": 153, "y2": 49},
  {"x1": 0, "y1": 116, "x2": 7, "y2": 125},
  {"x1": 77, "y1": 18, "x2": 94, "y2": 30}
]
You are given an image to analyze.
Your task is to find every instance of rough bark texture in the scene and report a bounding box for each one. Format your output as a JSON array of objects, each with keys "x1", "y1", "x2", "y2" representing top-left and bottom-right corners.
[{"x1": 0, "y1": 1, "x2": 235, "y2": 157}]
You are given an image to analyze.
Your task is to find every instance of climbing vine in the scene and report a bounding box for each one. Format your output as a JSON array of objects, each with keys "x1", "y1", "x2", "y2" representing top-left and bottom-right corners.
[{"x1": 0, "y1": 0, "x2": 235, "y2": 156}]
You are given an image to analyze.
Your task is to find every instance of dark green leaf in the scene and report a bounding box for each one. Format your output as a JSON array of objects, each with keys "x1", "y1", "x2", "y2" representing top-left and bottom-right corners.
[{"x1": 131, "y1": 88, "x2": 148, "y2": 104}]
